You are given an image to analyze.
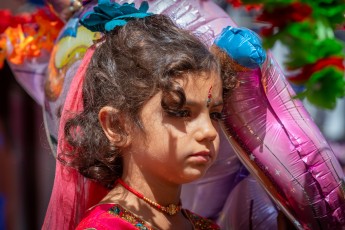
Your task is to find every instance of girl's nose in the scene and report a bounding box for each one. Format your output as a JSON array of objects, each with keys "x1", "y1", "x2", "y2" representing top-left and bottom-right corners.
[{"x1": 194, "y1": 115, "x2": 218, "y2": 143}]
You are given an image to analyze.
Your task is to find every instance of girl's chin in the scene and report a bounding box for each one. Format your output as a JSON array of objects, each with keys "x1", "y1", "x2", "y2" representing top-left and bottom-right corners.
[{"x1": 180, "y1": 168, "x2": 209, "y2": 183}]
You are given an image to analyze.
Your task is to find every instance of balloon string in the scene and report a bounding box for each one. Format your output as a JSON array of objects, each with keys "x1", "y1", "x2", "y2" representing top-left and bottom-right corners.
[{"x1": 249, "y1": 199, "x2": 253, "y2": 230}]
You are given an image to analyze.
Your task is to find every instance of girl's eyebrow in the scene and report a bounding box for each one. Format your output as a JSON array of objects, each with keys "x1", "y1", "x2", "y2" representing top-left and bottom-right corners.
[
  {"x1": 211, "y1": 101, "x2": 224, "y2": 108},
  {"x1": 184, "y1": 100, "x2": 199, "y2": 107},
  {"x1": 185, "y1": 100, "x2": 223, "y2": 107}
]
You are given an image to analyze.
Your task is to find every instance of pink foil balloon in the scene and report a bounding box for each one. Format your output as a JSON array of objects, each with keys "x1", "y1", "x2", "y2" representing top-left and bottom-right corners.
[{"x1": 221, "y1": 52, "x2": 345, "y2": 229}]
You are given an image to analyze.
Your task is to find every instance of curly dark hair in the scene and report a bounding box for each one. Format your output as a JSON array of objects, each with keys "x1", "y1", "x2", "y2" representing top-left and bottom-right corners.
[
  {"x1": 210, "y1": 45, "x2": 250, "y2": 97},
  {"x1": 60, "y1": 14, "x2": 221, "y2": 188}
]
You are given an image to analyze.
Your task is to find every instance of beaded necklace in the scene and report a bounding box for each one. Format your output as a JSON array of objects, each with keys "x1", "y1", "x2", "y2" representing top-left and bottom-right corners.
[{"x1": 116, "y1": 179, "x2": 182, "y2": 216}]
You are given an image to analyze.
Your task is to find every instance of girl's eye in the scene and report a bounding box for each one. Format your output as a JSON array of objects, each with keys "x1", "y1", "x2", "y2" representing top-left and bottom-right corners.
[
  {"x1": 166, "y1": 109, "x2": 191, "y2": 118},
  {"x1": 210, "y1": 112, "x2": 222, "y2": 121}
]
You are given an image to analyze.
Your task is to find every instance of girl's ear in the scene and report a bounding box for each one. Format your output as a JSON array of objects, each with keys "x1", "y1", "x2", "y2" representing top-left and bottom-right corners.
[{"x1": 98, "y1": 106, "x2": 131, "y2": 147}]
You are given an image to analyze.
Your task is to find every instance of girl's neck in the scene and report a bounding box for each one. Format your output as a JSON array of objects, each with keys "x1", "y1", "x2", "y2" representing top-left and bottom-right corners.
[
  {"x1": 101, "y1": 155, "x2": 192, "y2": 229},
  {"x1": 121, "y1": 168, "x2": 182, "y2": 206}
]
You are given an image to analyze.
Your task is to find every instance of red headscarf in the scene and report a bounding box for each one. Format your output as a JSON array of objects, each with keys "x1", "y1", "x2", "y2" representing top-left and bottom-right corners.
[{"x1": 42, "y1": 46, "x2": 108, "y2": 229}]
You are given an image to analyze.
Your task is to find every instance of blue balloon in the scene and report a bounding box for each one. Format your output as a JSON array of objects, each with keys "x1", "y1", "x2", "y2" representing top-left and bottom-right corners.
[{"x1": 214, "y1": 26, "x2": 266, "y2": 69}]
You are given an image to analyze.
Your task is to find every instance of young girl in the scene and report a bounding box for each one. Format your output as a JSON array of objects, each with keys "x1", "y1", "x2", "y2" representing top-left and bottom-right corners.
[{"x1": 49, "y1": 2, "x2": 226, "y2": 229}]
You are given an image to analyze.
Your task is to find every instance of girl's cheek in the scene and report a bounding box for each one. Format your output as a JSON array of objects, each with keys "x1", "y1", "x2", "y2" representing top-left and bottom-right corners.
[{"x1": 215, "y1": 136, "x2": 221, "y2": 153}]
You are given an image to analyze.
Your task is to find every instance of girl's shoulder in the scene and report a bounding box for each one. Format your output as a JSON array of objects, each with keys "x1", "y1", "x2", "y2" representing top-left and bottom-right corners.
[
  {"x1": 183, "y1": 209, "x2": 220, "y2": 230},
  {"x1": 76, "y1": 203, "x2": 220, "y2": 230},
  {"x1": 76, "y1": 203, "x2": 150, "y2": 230}
]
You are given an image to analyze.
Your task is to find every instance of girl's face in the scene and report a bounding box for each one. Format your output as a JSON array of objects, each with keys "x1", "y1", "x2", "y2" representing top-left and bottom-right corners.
[{"x1": 127, "y1": 71, "x2": 223, "y2": 185}]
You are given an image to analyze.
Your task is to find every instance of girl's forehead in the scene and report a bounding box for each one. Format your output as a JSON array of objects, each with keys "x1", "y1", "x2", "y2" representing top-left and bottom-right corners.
[{"x1": 176, "y1": 71, "x2": 222, "y2": 88}]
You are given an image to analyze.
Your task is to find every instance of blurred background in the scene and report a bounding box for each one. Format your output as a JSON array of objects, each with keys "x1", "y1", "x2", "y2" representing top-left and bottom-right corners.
[
  {"x1": 0, "y1": 1, "x2": 55, "y2": 230},
  {"x1": 0, "y1": 0, "x2": 344, "y2": 229}
]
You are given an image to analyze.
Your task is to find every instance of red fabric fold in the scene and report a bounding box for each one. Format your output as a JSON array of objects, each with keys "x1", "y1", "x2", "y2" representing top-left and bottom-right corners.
[{"x1": 43, "y1": 46, "x2": 108, "y2": 230}]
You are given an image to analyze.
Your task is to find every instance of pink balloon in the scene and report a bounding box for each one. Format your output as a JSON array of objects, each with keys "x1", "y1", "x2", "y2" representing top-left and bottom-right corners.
[{"x1": 221, "y1": 52, "x2": 345, "y2": 229}]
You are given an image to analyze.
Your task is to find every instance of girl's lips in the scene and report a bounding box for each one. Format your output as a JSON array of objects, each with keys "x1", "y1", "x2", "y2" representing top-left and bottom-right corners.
[
  {"x1": 191, "y1": 151, "x2": 212, "y2": 156},
  {"x1": 189, "y1": 152, "x2": 212, "y2": 163}
]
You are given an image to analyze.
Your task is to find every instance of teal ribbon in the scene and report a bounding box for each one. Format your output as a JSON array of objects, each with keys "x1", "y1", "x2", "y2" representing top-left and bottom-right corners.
[{"x1": 80, "y1": 0, "x2": 153, "y2": 32}]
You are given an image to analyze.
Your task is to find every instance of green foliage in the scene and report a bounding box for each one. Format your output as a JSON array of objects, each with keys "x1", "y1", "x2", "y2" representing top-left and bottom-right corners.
[
  {"x1": 296, "y1": 67, "x2": 345, "y2": 109},
  {"x1": 238, "y1": 0, "x2": 345, "y2": 109},
  {"x1": 306, "y1": 0, "x2": 345, "y2": 26}
]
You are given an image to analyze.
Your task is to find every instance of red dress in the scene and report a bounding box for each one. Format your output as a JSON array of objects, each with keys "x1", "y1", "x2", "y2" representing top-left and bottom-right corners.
[{"x1": 76, "y1": 203, "x2": 220, "y2": 230}]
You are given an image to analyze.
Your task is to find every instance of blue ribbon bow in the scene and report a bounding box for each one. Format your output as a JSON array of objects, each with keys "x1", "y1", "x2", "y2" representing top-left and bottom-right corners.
[{"x1": 80, "y1": 0, "x2": 153, "y2": 32}]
